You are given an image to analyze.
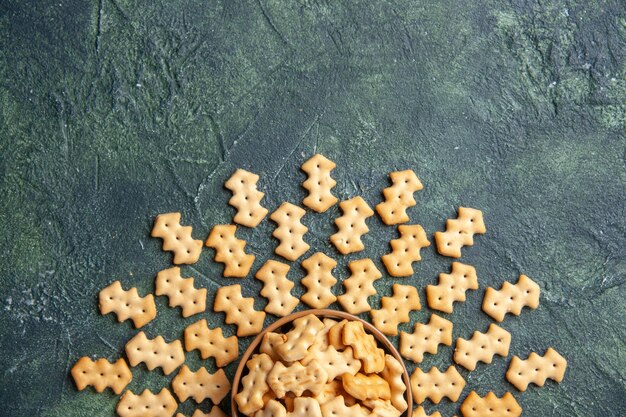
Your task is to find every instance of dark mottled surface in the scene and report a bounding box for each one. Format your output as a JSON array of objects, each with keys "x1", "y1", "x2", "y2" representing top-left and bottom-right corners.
[{"x1": 0, "y1": 0, "x2": 624, "y2": 416}]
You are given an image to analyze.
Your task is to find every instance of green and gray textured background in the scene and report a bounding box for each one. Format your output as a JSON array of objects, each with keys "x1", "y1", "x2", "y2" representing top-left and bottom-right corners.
[{"x1": 1, "y1": 0, "x2": 624, "y2": 416}]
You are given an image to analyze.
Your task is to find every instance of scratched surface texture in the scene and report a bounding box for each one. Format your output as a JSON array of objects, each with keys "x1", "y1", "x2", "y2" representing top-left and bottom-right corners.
[{"x1": 0, "y1": 0, "x2": 624, "y2": 416}]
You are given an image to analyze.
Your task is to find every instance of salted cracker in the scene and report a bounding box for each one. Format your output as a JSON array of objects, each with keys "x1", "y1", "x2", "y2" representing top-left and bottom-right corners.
[
  {"x1": 267, "y1": 360, "x2": 327, "y2": 398},
  {"x1": 327, "y1": 319, "x2": 348, "y2": 350},
  {"x1": 301, "y1": 153, "x2": 338, "y2": 213},
  {"x1": 234, "y1": 353, "x2": 275, "y2": 416},
  {"x1": 315, "y1": 380, "x2": 357, "y2": 406},
  {"x1": 225, "y1": 169, "x2": 268, "y2": 227},
  {"x1": 172, "y1": 365, "x2": 230, "y2": 404},
  {"x1": 270, "y1": 202, "x2": 310, "y2": 261},
  {"x1": 260, "y1": 332, "x2": 286, "y2": 362},
  {"x1": 342, "y1": 373, "x2": 391, "y2": 402},
  {"x1": 381, "y1": 354, "x2": 408, "y2": 413},
  {"x1": 255, "y1": 260, "x2": 299, "y2": 316},
  {"x1": 301, "y1": 252, "x2": 338, "y2": 309},
  {"x1": 177, "y1": 408, "x2": 227, "y2": 417},
  {"x1": 400, "y1": 314, "x2": 453, "y2": 363},
  {"x1": 320, "y1": 395, "x2": 370, "y2": 417},
  {"x1": 337, "y1": 258, "x2": 382, "y2": 314},
  {"x1": 151, "y1": 212, "x2": 203, "y2": 264},
  {"x1": 382, "y1": 224, "x2": 430, "y2": 277},
  {"x1": 413, "y1": 407, "x2": 442, "y2": 417},
  {"x1": 99, "y1": 280, "x2": 156, "y2": 328},
  {"x1": 214, "y1": 284, "x2": 266, "y2": 337},
  {"x1": 155, "y1": 267, "x2": 206, "y2": 317},
  {"x1": 454, "y1": 323, "x2": 511, "y2": 371},
  {"x1": 410, "y1": 365, "x2": 466, "y2": 404},
  {"x1": 330, "y1": 196, "x2": 374, "y2": 254},
  {"x1": 370, "y1": 283, "x2": 421, "y2": 336},
  {"x1": 482, "y1": 275, "x2": 540, "y2": 322},
  {"x1": 71, "y1": 356, "x2": 132, "y2": 394},
  {"x1": 289, "y1": 397, "x2": 323, "y2": 417},
  {"x1": 342, "y1": 320, "x2": 385, "y2": 374},
  {"x1": 205, "y1": 224, "x2": 255, "y2": 278},
  {"x1": 506, "y1": 347, "x2": 567, "y2": 391},
  {"x1": 276, "y1": 313, "x2": 325, "y2": 362},
  {"x1": 183, "y1": 319, "x2": 238, "y2": 367},
  {"x1": 116, "y1": 388, "x2": 177, "y2": 417},
  {"x1": 460, "y1": 391, "x2": 522, "y2": 417},
  {"x1": 302, "y1": 345, "x2": 361, "y2": 382},
  {"x1": 125, "y1": 331, "x2": 185, "y2": 375},
  {"x1": 434, "y1": 207, "x2": 486, "y2": 258},
  {"x1": 254, "y1": 400, "x2": 287, "y2": 417},
  {"x1": 376, "y1": 170, "x2": 423, "y2": 225},
  {"x1": 426, "y1": 262, "x2": 478, "y2": 314},
  {"x1": 363, "y1": 399, "x2": 403, "y2": 417}
]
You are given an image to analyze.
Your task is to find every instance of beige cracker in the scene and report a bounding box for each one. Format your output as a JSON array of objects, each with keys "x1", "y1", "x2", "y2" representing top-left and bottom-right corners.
[
  {"x1": 214, "y1": 284, "x2": 266, "y2": 337},
  {"x1": 400, "y1": 314, "x2": 453, "y2": 363},
  {"x1": 327, "y1": 319, "x2": 348, "y2": 350},
  {"x1": 255, "y1": 260, "x2": 299, "y2": 316},
  {"x1": 410, "y1": 365, "x2": 466, "y2": 404},
  {"x1": 337, "y1": 258, "x2": 382, "y2": 314},
  {"x1": 71, "y1": 356, "x2": 132, "y2": 394},
  {"x1": 382, "y1": 224, "x2": 430, "y2": 277},
  {"x1": 270, "y1": 202, "x2": 310, "y2": 261},
  {"x1": 125, "y1": 331, "x2": 185, "y2": 376},
  {"x1": 413, "y1": 407, "x2": 442, "y2": 417},
  {"x1": 205, "y1": 224, "x2": 255, "y2": 278},
  {"x1": 330, "y1": 196, "x2": 374, "y2": 254},
  {"x1": 434, "y1": 207, "x2": 486, "y2": 258},
  {"x1": 376, "y1": 170, "x2": 424, "y2": 225},
  {"x1": 155, "y1": 267, "x2": 206, "y2": 317},
  {"x1": 99, "y1": 280, "x2": 156, "y2": 328},
  {"x1": 381, "y1": 354, "x2": 408, "y2": 413},
  {"x1": 454, "y1": 323, "x2": 511, "y2": 371},
  {"x1": 301, "y1": 153, "x2": 338, "y2": 213},
  {"x1": 300, "y1": 252, "x2": 338, "y2": 309},
  {"x1": 363, "y1": 399, "x2": 402, "y2": 417},
  {"x1": 482, "y1": 274, "x2": 540, "y2": 322},
  {"x1": 116, "y1": 388, "x2": 177, "y2": 417},
  {"x1": 342, "y1": 372, "x2": 391, "y2": 402},
  {"x1": 183, "y1": 319, "x2": 238, "y2": 367},
  {"x1": 259, "y1": 331, "x2": 286, "y2": 362},
  {"x1": 151, "y1": 212, "x2": 203, "y2": 264},
  {"x1": 225, "y1": 169, "x2": 268, "y2": 227},
  {"x1": 460, "y1": 391, "x2": 522, "y2": 417},
  {"x1": 370, "y1": 284, "x2": 421, "y2": 336},
  {"x1": 315, "y1": 380, "x2": 356, "y2": 406},
  {"x1": 172, "y1": 365, "x2": 230, "y2": 404},
  {"x1": 320, "y1": 395, "x2": 370, "y2": 417},
  {"x1": 176, "y1": 408, "x2": 227, "y2": 417},
  {"x1": 235, "y1": 353, "x2": 275, "y2": 416},
  {"x1": 276, "y1": 313, "x2": 325, "y2": 362},
  {"x1": 302, "y1": 345, "x2": 361, "y2": 382},
  {"x1": 506, "y1": 347, "x2": 567, "y2": 391},
  {"x1": 426, "y1": 262, "x2": 478, "y2": 314},
  {"x1": 267, "y1": 360, "x2": 327, "y2": 398},
  {"x1": 342, "y1": 320, "x2": 385, "y2": 374}
]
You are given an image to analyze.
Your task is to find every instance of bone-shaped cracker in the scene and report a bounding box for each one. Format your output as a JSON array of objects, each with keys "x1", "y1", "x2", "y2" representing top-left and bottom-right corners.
[
  {"x1": 482, "y1": 275, "x2": 540, "y2": 322},
  {"x1": 413, "y1": 407, "x2": 442, "y2": 417},
  {"x1": 254, "y1": 399, "x2": 287, "y2": 417},
  {"x1": 125, "y1": 331, "x2": 185, "y2": 375},
  {"x1": 151, "y1": 212, "x2": 203, "y2": 264},
  {"x1": 225, "y1": 169, "x2": 268, "y2": 227},
  {"x1": 337, "y1": 258, "x2": 382, "y2": 314},
  {"x1": 214, "y1": 284, "x2": 266, "y2": 337},
  {"x1": 342, "y1": 372, "x2": 391, "y2": 402},
  {"x1": 426, "y1": 262, "x2": 478, "y2": 313},
  {"x1": 71, "y1": 356, "x2": 132, "y2": 394},
  {"x1": 302, "y1": 345, "x2": 361, "y2": 382},
  {"x1": 255, "y1": 260, "x2": 299, "y2": 316},
  {"x1": 267, "y1": 360, "x2": 327, "y2": 398},
  {"x1": 99, "y1": 280, "x2": 156, "y2": 328},
  {"x1": 434, "y1": 207, "x2": 486, "y2": 258},
  {"x1": 206, "y1": 224, "x2": 255, "y2": 278},
  {"x1": 410, "y1": 366, "x2": 466, "y2": 404},
  {"x1": 506, "y1": 347, "x2": 567, "y2": 391},
  {"x1": 370, "y1": 284, "x2": 421, "y2": 335},
  {"x1": 235, "y1": 353, "x2": 275, "y2": 416},
  {"x1": 400, "y1": 314, "x2": 453, "y2": 363},
  {"x1": 320, "y1": 395, "x2": 370, "y2": 417},
  {"x1": 288, "y1": 397, "x2": 323, "y2": 417},
  {"x1": 275, "y1": 313, "x2": 325, "y2": 362},
  {"x1": 116, "y1": 388, "x2": 178, "y2": 417},
  {"x1": 270, "y1": 202, "x2": 310, "y2": 261},
  {"x1": 315, "y1": 380, "x2": 357, "y2": 406},
  {"x1": 260, "y1": 331, "x2": 286, "y2": 362},
  {"x1": 381, "y1": 354, "x2": 408, "y2": 412},
  {"x1": 330, "y1": 197, "x2": 374, "y2": 254},
  {"x1": 301, "y1": 252, "x2": 338, "y2": 309},
  {"x1": 343, "y1": 320, "x2": 385, "y2": 374},
  {"x1": 301, "y1": 154, "x2": 338, "y2": 213},
  {"x1": 460, "y1": 391, "x2": 522, "y2": 417},
  {"x1": 382, "y1": 224, "x2": 430, "y2": 277},
  {"x1": 454, "y1": 323, "x2": 511, "y2": 371},
  {"x1": 177, "y1": 408, "x2": 227, "y2": 417},
  {"x1": 155, "y1": 267, "x2": 206, "y2": 317},
  {"x1": 376, "y1": 170, "x2": 424, "y2": 225},
  {"x1": 172, "y1": 365, "x2": 230, "y2": 404},
  {"x1": 307, "y1": 318, "x2": 337, "y2": 354},
  {"x1": 363, "y1": 399, "x2": 403, "y2": 417},
  {"x1": 183, "y1": 319, "x2": 238, "y2": 367}
]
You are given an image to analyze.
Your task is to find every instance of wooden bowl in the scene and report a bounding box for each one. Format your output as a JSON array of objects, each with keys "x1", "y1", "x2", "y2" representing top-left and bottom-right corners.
[{"x1": 231, "y1": 309, "x2": 413, "y2": 417}]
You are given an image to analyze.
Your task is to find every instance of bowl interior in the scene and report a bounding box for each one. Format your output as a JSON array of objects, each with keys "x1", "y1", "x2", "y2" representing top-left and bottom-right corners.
[{"x1": 231, "y1": 308, "x2": 413, "y2": 417}]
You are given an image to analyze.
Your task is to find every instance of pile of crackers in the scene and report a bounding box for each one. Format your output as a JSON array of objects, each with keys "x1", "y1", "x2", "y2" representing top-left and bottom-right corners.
[{"x1": 71, "y1": 154, "x2": 567, "y2": 417}]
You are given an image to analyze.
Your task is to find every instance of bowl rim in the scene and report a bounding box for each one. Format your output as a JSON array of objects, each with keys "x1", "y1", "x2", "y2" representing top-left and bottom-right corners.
[{"x1": 230, "y1": 308, "x2": 413, "y2": 417}]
